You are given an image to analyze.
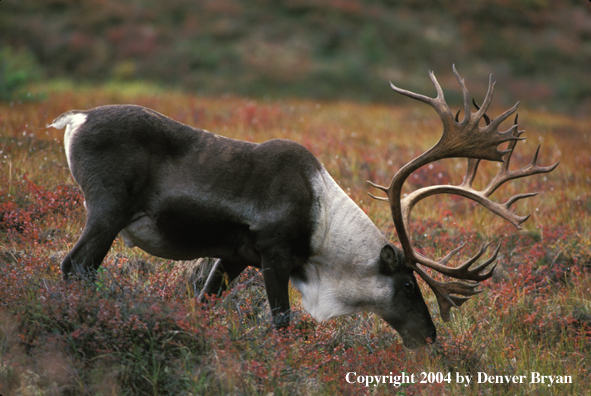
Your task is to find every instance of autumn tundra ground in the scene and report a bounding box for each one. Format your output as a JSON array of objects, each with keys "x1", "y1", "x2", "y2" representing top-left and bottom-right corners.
[{"x1": 0, "y1": 83, "x2": 590, "y2": 395}]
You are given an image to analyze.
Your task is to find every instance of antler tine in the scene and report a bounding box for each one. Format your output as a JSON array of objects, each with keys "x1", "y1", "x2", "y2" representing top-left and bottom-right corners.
[
  {"x1": 447, "y1": 242, "x2": 498, "y2": 274},
  {"x1": 368, "y1": 192, "x2": 389, "y2": 202},
  {"x1": 473, "y1": 74, "x2": 496, "y2": 123},
  {"x1": 505, "y1": 193, "x2": 538, "y2": 210},
  {"x1": 414, "y1": 241, "x2": 499, "y2": 282},
  {"x1": 367, "y1": 180, "x2": 390, "y2": 201},
  {"x1": 471, "y1": 98, "x2": 557, "y2": 201},
  {"x1": 414, "y1": 242, "x2": 500, "y2": 322},
  {"x1": 382, "y1": 66, "x2": 558, "y2": 321},
  {"x1": 391, "y1": 69, "x2": 455, "y2": 123},
  {"x1": 452, "y1": 65, "x2": 471, "y2": 126},
  {"x1": 486, "y1": 145, "x2": 559, "y2": 198},
  {"x1": 429, "y1": 69, "x2": 446, "y2": 102},
  {"x1": 452, "y1": 65, "x2": 496, "y2": 128},
  {"x1": 390, "y1": 81, "x2": 434, "y2": 106},
  {"x1": 460, "y1": 158, "x2": 480, "y2": 189},
  {"x1": 461, "y1": 95, "x2": 494, "y2": 188},
  {"x1": 487, "y1": 101, "x2": 520, "y2": 133},
  {"x1": 483, "y1": 127, "x2": 559, "y2": 198},
  {"x1": 439, "y1": 242, "x2": 467, "y2": 265},
  {"x1": 367, "y1": 180, "x2": 388, "y2": 192},
  {"x1": 498, "y1": 116, "x2": 523, "y2": 172},
  {"x1": 411, "y1": 265, "x2": 483, "y2": 322},
  {"x1": 472, "y1": 98, "x2": 491, "y2": 125}
]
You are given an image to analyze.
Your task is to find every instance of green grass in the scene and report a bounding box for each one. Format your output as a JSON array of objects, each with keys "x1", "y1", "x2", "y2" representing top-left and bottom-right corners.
[{"x1": 0, "y1": 82, "x2": 589, "y2": 395}]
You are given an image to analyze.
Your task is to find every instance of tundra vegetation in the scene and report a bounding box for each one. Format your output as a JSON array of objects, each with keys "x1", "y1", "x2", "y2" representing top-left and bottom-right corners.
[{"x1": 0, "y1": 83, "x2": 590, "y2": 395}]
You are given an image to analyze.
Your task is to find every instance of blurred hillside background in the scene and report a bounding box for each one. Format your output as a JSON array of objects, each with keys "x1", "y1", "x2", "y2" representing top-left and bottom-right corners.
[{"x1": 1, "y1": 0, "x2": 591, "y2": 114}]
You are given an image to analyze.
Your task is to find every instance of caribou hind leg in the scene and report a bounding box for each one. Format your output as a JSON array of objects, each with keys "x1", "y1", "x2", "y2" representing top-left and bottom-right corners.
[
  {"x1": 197, "y1": 259, "x2": 249, "y2": 301},
  {"x1": 61, "y1": 201, "x2": 131, "y2": 279}
]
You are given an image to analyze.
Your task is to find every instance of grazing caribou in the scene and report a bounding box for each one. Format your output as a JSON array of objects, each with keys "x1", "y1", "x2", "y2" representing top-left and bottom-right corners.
[{"x1": 50, "y1": 67, "x2": 557, "y2": 348}]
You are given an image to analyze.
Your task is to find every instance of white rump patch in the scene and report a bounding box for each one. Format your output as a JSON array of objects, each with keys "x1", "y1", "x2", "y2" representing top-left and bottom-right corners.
[{"x1": 49, "y1": 113, "x2": 87, "y2": 169}]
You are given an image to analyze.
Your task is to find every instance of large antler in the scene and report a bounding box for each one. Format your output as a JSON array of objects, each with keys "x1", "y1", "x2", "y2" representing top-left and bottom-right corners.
[{"x1": 369, "y1": 65, "x2": 558, "y2": 322}]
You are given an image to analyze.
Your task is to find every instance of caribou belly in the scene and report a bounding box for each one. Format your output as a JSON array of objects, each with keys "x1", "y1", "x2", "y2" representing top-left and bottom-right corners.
[
  {"x1": 119, "y1": 213, "x2": 166, "y2": 252},
  {"x1": 119, "y1": 213, "x2": 181, "y2": 259},
  {"x1": 119, "y1": 212, "x2": 260, "y2": 264}
]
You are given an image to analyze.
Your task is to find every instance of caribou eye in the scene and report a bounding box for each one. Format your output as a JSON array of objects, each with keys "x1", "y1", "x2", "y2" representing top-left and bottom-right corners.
[{"x1": 404, "y1": 282, "x2": 414, "y2": 293}]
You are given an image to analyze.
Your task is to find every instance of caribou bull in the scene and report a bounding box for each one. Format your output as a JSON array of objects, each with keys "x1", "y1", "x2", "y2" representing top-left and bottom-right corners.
[{"x1": 49, "y1": 67, "x2": 557, "y2": 348}]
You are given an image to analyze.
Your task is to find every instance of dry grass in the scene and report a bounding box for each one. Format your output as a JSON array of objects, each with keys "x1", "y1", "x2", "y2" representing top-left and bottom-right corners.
[{"x1": 1, "y1": 82, "x2": 590, "y2": 395}]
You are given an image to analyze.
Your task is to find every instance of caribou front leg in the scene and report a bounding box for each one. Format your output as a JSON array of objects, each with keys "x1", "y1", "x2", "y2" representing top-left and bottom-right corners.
[{"x1": 260, "y1": 251, "x2": 293, "y2": 329}]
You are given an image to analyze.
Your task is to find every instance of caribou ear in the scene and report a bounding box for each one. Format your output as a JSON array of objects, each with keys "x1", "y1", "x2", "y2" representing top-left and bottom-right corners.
[{"x1": 380, "y1": 245, "x2": 403, "y2": 274}]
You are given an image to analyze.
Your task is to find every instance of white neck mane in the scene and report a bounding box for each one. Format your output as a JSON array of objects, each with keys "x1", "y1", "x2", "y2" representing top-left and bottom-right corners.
[{"x1": 290, "y1": 169, "x2": 393, "y2": 321}]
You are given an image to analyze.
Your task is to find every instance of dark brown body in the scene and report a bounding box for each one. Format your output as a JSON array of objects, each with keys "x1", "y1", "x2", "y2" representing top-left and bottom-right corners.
[{"x1": 51, "y1": 104, "x2": 436, "y2": 347}]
